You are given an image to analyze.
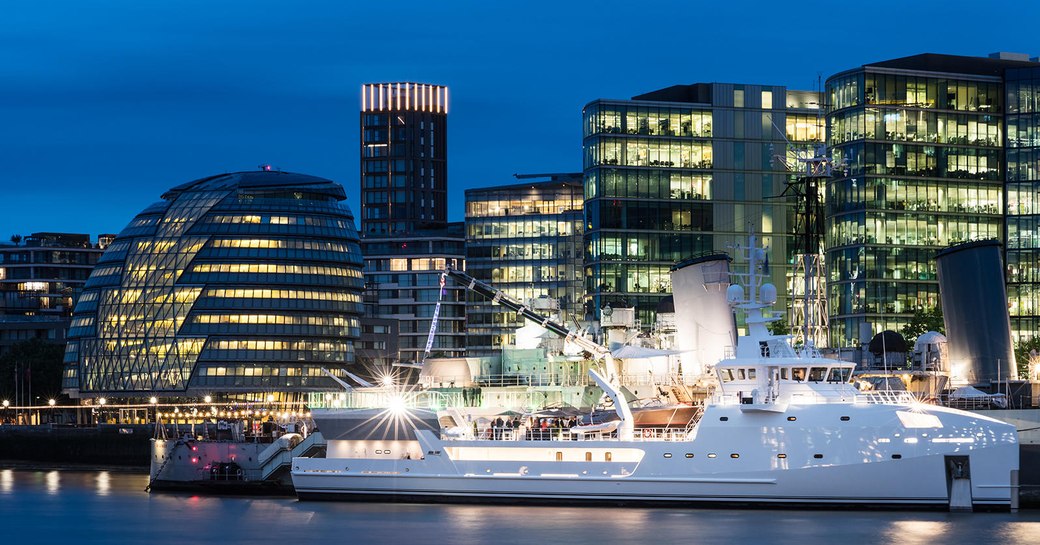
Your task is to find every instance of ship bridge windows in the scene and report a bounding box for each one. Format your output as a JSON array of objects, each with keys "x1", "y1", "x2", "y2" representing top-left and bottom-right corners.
[
  {"x1": 792, "y1": 368, "x2": 807, "y2": 381},
  {"x1": 719, "y1": 367, "x2": 760, "y2": 382},
  {"x1": 828, "y1": 367, "x2": 854, "y2": 383},
  {"x1": 808, "y1": 367, "x2": 828, "y2": 382}
]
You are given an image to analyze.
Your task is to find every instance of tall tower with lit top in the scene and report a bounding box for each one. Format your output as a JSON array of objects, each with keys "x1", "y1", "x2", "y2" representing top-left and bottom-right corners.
[{"x1": 360, "y1": 82, "x2": 448, "y2": 235}]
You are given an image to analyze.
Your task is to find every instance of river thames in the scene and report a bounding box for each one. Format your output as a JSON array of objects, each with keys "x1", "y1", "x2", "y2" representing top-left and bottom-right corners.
[{"x1": 1, "y1": 468, "x2": 1038, "y2": 545}]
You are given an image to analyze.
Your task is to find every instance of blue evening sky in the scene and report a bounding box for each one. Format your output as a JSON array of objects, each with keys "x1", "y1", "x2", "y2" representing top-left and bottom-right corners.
[{"x1": 2, "y1": 0, "x2": 1038, "y2": 239}]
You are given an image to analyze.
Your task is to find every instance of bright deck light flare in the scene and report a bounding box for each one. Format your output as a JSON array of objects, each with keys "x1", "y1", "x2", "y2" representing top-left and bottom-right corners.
[{"x1": 387, "y1": 395, "x2": 407, "y2": 414}]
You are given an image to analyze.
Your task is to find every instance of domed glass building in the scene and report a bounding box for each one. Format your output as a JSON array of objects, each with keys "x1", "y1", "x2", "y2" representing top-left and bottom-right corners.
[{"x1": 61, "y1": 170, "x2": 364, "y2": 398}]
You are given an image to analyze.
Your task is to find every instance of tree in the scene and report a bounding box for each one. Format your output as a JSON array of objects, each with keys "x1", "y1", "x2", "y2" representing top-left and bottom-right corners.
[
  {"x1": 9, "y1": 234, "x2": 21, "y2": 246},
  {"x1": 900, "y1": 306, "x2": 945, "y2": 346},
  {"x1": 767, "y1": 318, "x2": 789, "y2": 336},
  {"x1": 0, "y1": 338, "x2": 67, "y2": 404}
]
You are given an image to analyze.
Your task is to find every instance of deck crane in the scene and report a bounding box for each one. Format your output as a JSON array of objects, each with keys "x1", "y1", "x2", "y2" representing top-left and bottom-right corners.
[{"x1": 423, "y1": 265, "x2": 634, "y2": 440}]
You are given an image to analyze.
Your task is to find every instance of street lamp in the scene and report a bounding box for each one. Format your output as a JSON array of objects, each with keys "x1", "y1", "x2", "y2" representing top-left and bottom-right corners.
[
  {"x1": 48, "y1": 399, "x2": 55, "y2": 406},
  {"x1": 97, "y1": 397, "x2": 107, "y2": 426}
]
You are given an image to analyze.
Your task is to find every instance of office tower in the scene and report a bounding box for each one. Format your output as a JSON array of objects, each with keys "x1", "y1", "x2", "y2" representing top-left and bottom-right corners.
[
  {"x1": 825, "y1": 53, "x2": 1039, "y2": 347},
  {"x1": 62, "y1": 170, "x2": 365, "y2": 398},
  {"x1": 583, "y1": 84, "x2": 821, "y2": 328},
  {"x1": 1005, "y1": 63, "x2": 1040, "y2": 341},
  {"x1": 360, "y1": 83, "x2": 448, "y2": 236},
  {"x1": 360, "y1": 224, "x2": 467, "y2": 364},
  {"x1": 464, "y1": 174, "x2": 585, "y2": 355},
  {"x1": 358, "y1": 83, "x2": 465, "y2": 364}
]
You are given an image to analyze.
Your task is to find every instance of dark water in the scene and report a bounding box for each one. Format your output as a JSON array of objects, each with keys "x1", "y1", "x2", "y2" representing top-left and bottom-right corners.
[{"x1": 2, "y1": 469, "x2": 1039, "y2": 545}]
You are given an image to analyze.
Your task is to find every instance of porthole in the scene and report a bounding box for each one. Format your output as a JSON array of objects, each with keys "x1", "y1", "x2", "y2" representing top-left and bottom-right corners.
[
  {"x1": 813, "y1": 454, "x2": 823, "y2": 459},
  {"x1": 720, "y1": 416, "x2": 729, "y2": 422},
  {"x1": 777, "y1": 453, "x2": 787, "y2": 459},
  {"x1": 707, "y1": 453, "x2": 717, "y2": 458},
  {"x1": 892, "y1": 454, "x2": 902, "y2": 460},
  {"x1": 685, "y1": 453, "x2": 694, "y2": 459},
  {"x1": 840, "y1": 416, "x2": 850, "y2": 421},
  {"x1": 664, "y1": 453, "x2": 673, "y2": 458},
  {"x1": 730, "y1": 453, "x2": 740, "y2": 459},
  {"x1": 787, "y1": 416, "x2": 797, "y2": 422}
]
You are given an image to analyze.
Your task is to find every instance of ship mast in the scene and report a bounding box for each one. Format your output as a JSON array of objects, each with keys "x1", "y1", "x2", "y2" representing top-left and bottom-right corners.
[{"x1": 771, "y1": 84, "x2": 841, "y2": 349}]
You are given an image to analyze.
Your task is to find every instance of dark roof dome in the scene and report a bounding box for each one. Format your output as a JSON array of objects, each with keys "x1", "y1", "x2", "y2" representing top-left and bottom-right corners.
[
  {"x1": 163, "y1": 170, "x2": 347, "y2": 200},
  {"x1": 868, "y1": 330, "x2": 909, "y2": 355}
]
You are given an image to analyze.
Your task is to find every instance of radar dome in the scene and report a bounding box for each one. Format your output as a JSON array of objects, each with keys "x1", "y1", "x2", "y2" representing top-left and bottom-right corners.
[
  {"x1": 760, "y1": 283, "x2": 777, "y2": 304},
  {"x1": 726, "y1": 284, "x2": 744, "y2": 305}
]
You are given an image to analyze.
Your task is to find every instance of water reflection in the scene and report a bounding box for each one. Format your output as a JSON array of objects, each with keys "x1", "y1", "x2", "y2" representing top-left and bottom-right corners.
[
  {"x1": 0, "y1": 469, "x2": 1037, "y2": 545},
  {"x1": 45, "y1": 470, "x2": 60, "y2": 495},
  {"x1": 96, "y1": 471, "x2": 110, "y2": 496},
  {"x1": 885, "y1": 520, "x2": 949, "y2": 545}
]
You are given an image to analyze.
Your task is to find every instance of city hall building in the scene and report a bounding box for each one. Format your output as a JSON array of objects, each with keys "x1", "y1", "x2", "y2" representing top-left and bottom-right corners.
[{"x1": 61, "y1": 170, "x2": 365, "y2": 399}]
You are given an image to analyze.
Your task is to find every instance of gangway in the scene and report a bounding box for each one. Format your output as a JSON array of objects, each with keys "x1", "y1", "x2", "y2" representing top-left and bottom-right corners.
[{"x1": 259, "y1": 432, "x2": 325, "y2": 481}]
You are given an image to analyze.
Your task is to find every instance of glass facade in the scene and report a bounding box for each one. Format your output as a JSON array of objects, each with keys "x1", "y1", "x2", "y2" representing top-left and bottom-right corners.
[
  {"x1": 62, "y1": 171, "x2": 365, "y2": 397},
  {"x1": 464, "y1": 176, "x2": 585, "y2": 354},
  {"x1": 360, "y1": 225, "x2": 466, "y2": 364},
  {"x1": 1006, "y1": 66, "x2": 1040, "y2": 342},
  {"x1": 583, "y1": 84, "x2": 809, "y2": 327},
  {"x1": 826, "y1": 65, "x2": 1006, "y2": 346},
  {"x1": 360, "y1": 83, "x2": 448, "y2": 236}
]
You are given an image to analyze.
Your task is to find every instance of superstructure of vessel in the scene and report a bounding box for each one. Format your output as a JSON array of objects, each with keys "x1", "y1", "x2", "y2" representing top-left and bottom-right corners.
[{"x1": 291, "y1": 237, "x2": 1020, "y2": 510}]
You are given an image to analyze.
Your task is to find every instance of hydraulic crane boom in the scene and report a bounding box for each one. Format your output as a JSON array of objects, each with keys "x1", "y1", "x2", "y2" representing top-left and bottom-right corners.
[
  {"x1": 441, "y1": 266, "x2": 612, "y2": 361},
  {"x1": 436, "y1": 265, "x2": 634, "y2": 440}
]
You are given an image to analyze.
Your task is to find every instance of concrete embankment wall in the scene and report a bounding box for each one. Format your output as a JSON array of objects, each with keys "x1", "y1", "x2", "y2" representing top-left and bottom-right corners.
[{"x1": 0, "y1": 424, "x2": 152, "y2": 467}]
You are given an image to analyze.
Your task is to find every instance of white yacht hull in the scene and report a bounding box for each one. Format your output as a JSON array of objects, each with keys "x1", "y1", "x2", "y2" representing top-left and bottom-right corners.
[{"x1": 292, "y1": 404, "x2": 1019, "y2": 508}]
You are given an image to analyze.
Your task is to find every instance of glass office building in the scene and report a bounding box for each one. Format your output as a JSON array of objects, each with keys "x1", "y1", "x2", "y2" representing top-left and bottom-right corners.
[
  {"x1": 62, "y1": 170, "x2": 365, "y2": 397},
  {"x1": 1006, "y1": 65, "x2": 1040, "y2": 341},
  {"x1": 583, "y1": 84, "x2": 819, "y2": 327},
  {"x1": 464, "y1": 174, "x2": 585, "y2": 355},
  {"x1": 825, "y1": 54, "x2": 1038, "y2": 347},
  {"x1": 360, "y1": 224, "x2": 467, "y2": 364}
]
